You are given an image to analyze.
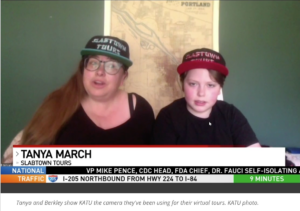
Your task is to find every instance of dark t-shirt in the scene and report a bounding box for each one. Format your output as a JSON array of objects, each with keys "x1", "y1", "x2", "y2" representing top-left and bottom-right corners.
[
  {"x1": 55, "y1": 93, "x2": 155, "y2": 145},
  {"x1": 152, "y1": 98, "x2": 259, "y2": 146}
]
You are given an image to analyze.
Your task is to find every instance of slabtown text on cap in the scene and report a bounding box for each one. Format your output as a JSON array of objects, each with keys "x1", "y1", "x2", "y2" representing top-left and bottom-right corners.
[
  {"x1": 96, "y1": 44, "x2": 121, "y2": 55},
  {"x1": 190, "y1": 58, "x2": 215, "y2": 62},
  {"x1": 92, "y1": 38, "x2": 127, "y2": 51},
  {"x1": 185, "y1": 51, "x2": 220, "y2": 60}
]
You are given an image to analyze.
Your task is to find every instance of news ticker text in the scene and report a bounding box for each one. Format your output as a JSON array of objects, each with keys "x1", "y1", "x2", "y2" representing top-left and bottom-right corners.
[
  {"x1": 2, "y1": 166, "x2": 298, "y2": 174},
  {"x1": 1, "y1": 166, "x2": 300, "y2": 183}
]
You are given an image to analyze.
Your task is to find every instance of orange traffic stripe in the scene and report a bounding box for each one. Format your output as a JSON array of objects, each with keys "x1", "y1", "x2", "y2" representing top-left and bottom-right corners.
[{"x1": 1, "y1": 175, "x2": 46, "y2": 183}]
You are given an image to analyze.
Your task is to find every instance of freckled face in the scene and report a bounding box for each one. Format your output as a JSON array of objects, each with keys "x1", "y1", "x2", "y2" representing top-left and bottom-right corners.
[
  {"x1": 82, "y1": 55, "x2": 127, "y2": 100},
  {"x1": 183, "y1": 68, "x2": 221, "y2": 118}
]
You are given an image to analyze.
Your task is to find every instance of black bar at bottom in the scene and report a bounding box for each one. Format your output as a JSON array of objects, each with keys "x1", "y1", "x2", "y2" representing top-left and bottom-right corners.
[{"x1": 1, "y1": 183, "x2": 300, "y2": 193}]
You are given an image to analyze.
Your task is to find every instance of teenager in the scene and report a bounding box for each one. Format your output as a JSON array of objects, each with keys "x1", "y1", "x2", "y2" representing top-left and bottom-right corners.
[{"x1": 152, "y1": 48, "x2": 260, "y2": 147}]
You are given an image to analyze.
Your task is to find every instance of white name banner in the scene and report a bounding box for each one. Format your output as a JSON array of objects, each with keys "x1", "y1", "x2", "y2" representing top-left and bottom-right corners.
[{"x1": 13, "y1": 147, "x2": 285, "y2": 166}]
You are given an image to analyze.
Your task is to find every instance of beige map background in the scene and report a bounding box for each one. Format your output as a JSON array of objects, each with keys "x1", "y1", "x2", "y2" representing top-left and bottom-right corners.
[{"x1": 107, "y1": 0, "x2": 217, "y2": 115}]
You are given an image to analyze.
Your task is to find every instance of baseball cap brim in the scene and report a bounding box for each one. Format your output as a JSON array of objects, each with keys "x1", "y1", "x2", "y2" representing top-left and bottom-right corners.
[
  {"x1": 81, "y1": 49, "x2": 133, "y2": 67},
  {"x1": 177, "y1": 61, "x2": 229, "y2": 76}
]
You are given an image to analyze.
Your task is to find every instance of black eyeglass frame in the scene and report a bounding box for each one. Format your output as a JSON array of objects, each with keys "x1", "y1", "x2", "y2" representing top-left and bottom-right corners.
[{"x1": 84, "y1": 57, "x2": 123, "y2": 75}]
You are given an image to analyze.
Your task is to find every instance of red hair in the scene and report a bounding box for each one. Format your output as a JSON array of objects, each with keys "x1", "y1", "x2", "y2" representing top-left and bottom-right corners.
[{"x1": 21, "y1": 59, "x2": 86, "y2": 144}]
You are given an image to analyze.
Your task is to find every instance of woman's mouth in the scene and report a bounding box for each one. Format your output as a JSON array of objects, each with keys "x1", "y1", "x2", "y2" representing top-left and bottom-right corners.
[{"x1": 93, "y1": 80, "x2": 106, "y2": 88}]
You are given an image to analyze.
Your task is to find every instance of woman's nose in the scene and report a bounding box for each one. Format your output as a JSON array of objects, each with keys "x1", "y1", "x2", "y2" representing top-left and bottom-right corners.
[{"x1": 96, "y1": 63, "x2": 106, "y2": 76}]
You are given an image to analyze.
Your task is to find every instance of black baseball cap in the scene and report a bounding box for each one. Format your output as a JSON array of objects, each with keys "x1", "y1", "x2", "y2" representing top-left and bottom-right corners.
[{"x1": 81, "y1": 35, "x2": 133, "y2": 67}]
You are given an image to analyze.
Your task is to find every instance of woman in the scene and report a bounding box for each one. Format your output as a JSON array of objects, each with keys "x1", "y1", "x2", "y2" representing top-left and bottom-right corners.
[
  {"x1": 3, "y1": 36, "x2": 155, "y2": 161},
  {"x1": 152, "y1": 48, "x2": 260, "y2": 147}
]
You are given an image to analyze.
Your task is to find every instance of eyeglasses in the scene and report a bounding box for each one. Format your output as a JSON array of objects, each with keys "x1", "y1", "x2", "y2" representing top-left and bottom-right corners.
[{"x1": 84, "y1": 57, "x2": 123, "y2": 75}]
